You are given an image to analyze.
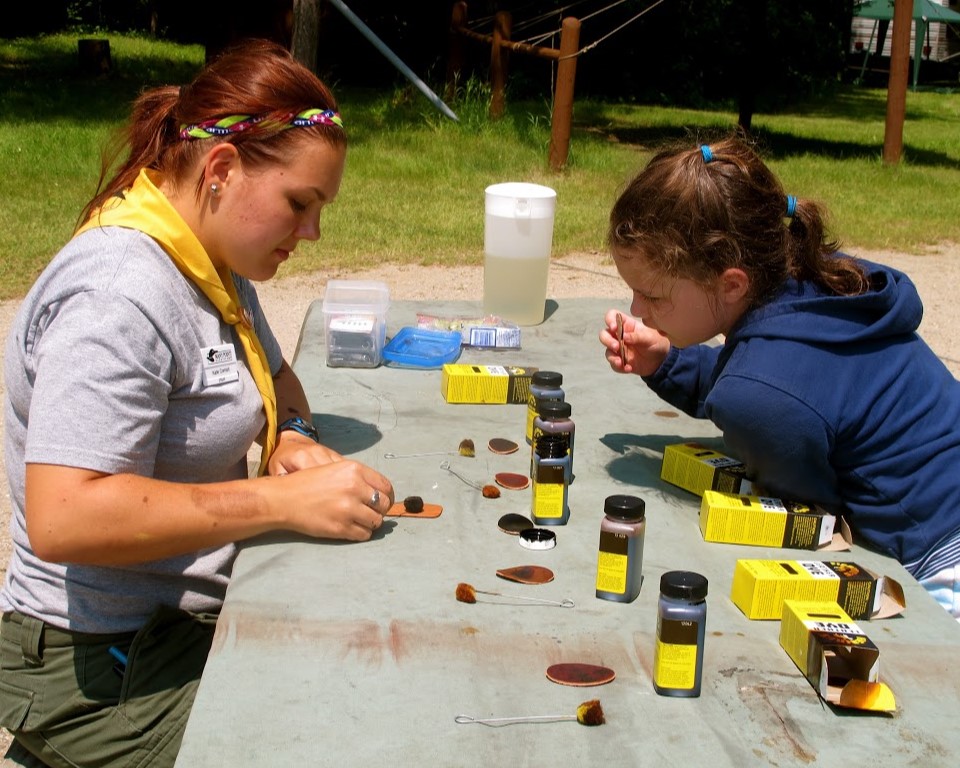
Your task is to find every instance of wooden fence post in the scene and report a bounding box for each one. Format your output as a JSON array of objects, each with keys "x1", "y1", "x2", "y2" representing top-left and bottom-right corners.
[
  {"x1": 548, "y1": 17, "x2": 580, "y2": 170},
  {"x1": 78, "y1": 39, "x2": 111, "y2": 76},
  {"x1": 490, "y1": 11, "x2": 512, "y2": 119},
  {"x1": 883, "y1": 0, "x2": 913, "y2": 165},
  {"x1": 446, "y1": 1, "x2": 468, "y2": 102}
]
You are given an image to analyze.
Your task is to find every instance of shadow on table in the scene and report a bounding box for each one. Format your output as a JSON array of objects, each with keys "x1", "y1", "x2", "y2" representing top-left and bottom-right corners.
[
  {"x1": 239, "y1": 520, "x2": 399, "y2": 565},
  {"x1": 312, "y1": 412, "x2": 383, "y2": 456},
  {"x1": 600, "y1": 432, "x2": 728, "y2": 501}
]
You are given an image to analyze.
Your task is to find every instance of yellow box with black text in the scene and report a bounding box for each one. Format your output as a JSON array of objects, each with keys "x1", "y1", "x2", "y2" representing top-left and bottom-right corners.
[
  {"x1": 779, "y1": 600, "x2": 895, "y2": 712},
  {"x1": 441, "y1": 364, "x2": 538, "y2": 404},
  {"x1": 660, "y1": 442, "x2": 752, "y2": 497},
  {"x1": 730, "y1": 559, "x2": 905, "y2": 620},
  {"x1": 700, "y1": 491, "x2": 849, "y2": 551}
]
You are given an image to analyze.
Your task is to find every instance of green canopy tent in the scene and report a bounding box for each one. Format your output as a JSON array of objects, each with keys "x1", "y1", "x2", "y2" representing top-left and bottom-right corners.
[{"x1": 854, "y1": 0, "x2": 960, "y2": 87}]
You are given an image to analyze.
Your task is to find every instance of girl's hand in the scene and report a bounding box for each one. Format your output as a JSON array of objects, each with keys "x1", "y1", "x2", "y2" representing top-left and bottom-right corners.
[{"x1": 599, "y1": 309, "x2": 671, "y2": 377}]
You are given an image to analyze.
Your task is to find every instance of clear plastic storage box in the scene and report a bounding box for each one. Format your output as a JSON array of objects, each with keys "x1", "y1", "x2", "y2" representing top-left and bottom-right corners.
[{"x1": 321, "y1": 280, "x2": 390, "y2": 368}]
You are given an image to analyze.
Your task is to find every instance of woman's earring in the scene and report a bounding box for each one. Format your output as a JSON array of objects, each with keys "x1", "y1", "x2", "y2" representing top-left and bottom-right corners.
[{"x1": 210, "y1": 182, "x2": 221, "y2": 197}]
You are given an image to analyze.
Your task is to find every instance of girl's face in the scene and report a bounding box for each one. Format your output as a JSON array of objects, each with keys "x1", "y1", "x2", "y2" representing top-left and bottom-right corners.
[
  {"x1": 206, "y1": 139, "x2": 347, "y2": 281},
  {"x1": 614, "y1": 251, "x2": 745, "y2": 348}
]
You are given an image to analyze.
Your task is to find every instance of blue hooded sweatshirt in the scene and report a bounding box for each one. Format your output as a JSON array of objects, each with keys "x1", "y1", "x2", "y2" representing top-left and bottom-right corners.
[{"x1": 644, "y1": 258, "x2": 960, "y2": 577}]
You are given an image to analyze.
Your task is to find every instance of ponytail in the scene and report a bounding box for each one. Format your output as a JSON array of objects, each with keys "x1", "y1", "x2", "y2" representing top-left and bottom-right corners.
[
  {"x1": 785, "y1": 197, "x2": 868, "y2": 296},
  {"x1": 80, "y1": 86, "x2": 184, "y2": 227}
]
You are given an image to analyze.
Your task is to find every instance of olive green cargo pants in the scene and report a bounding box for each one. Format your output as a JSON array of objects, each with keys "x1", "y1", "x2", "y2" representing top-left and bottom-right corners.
[{"x1": 0, "y1": 607, "x2": 217, "y2": 768}]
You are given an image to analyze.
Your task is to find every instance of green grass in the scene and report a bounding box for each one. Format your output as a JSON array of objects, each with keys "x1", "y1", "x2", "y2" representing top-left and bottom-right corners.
[{"x1": 1, "y1": 32, "x2": 958, "y2": 301}]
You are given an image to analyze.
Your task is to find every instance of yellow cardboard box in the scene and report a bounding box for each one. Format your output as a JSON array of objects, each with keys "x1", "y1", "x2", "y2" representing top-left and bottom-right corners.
[
  {"x1": 779, "y1": 600, "x2": 896, "y2": 712},
  {"x1": 660, "y1": 442, "x2": 752, "y2": 497},
  {"x1": 441, "y1": 364, "x2": 537, "y2": 404},
  {"x1": 700, "y1": 491, "x2": 852, "y2": 551},
  {"x1": 730, "y1": 559, "x2": 905, "y2": 620}
]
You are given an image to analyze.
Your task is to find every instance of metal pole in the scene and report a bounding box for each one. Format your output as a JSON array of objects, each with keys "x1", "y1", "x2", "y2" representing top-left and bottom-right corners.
[
  {"x1": 883, "y1": 0, "x2": 913, "y2": 164},
  {"x1": 327, "y1": 0, "x2": 459, "y2": 121}
]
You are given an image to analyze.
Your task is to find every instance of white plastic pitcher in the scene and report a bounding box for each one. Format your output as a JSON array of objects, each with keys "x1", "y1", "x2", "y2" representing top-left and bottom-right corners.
[{"x1": 483, "y1": 182, "x2": 556, "y2": 326}]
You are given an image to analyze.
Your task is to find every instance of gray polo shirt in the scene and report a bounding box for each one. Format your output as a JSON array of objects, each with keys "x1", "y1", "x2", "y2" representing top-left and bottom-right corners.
[{"x1": 1, "y1": 227, "x2": 283, "y2": 633}]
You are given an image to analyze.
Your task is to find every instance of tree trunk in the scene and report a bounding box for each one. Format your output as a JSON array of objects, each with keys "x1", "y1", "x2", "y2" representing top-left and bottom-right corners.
[{"x1": 292, "y1": 0, "x2": 321, "y2": 73}]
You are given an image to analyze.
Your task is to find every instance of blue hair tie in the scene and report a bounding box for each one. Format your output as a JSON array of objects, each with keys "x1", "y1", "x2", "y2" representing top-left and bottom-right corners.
[
  {"x1": 785, "y1": 194, "x2": 797, "y2": 218},
  {"x1": 700, "y1": 145, "x2": 714, "y2": 163}
]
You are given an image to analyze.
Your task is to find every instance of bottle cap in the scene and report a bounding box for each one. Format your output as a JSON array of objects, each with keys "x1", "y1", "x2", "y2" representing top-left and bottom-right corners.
[
  {"x1": 659, "y1": 571, "x2": 708, "y2": 601},
  {"x1": 537, "y1": 400, "x2": 572, "y2": 419},
  {"x1": 519, "y1": 528, "x2": 557, "y2": 550},
  {"x1": 531, "y1": 370, "x2": 563, "y2": 387},
  {"x1": 603, "y1": 494, "x2": 645, "y2": 521}
]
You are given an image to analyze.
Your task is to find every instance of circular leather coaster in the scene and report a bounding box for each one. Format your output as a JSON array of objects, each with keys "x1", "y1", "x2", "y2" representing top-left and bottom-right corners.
[
  {"x1": 546, "y1": 663, "x2": 616, "y2": 687},
  {"x1": 488, "y1": 438, "x2": 520, "y2": 455},
  {"x1": 498, "y1": 513, "x2": 534, "y2": 534},
  {"x1": 496, "y1": 565, "x2": 555, "y2": 584},
  {"x1": 495, "y1": 472, "x2": 529, "y2": 490}
]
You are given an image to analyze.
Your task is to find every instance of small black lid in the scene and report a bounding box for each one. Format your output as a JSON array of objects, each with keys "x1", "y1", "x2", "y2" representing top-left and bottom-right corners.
[
  {"x1": 659, "y1": 571, "x2": 708, "y2": 601},
  {"x1": 532, "y1": 370, "x2": 563, "y2": 387},
  {"x1": 538, "y1": 400, "x2": 572, "y2": 418},
  {"x1": 603, "y1": 494, "x2": 645, "y2": 521}
]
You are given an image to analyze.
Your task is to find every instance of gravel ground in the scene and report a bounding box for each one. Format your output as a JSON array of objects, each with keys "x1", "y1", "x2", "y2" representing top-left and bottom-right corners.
[{"x1": 0, "y1": 245, "x2": 957, "y2": 756}]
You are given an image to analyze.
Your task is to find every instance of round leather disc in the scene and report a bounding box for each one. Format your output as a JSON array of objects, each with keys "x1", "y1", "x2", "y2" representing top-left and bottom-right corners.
[
  {"x1": 488, "y1": 438, "x2": 520, "y2": 455},
  {"x1": 495, "y1": 472, "x2": 529, "y2": 490},
  {"x1": 546, "y1": 663, "x2": 616, "y2": 687},
  {"x1": 497, "y1": 513, "x2": 534, "y2": 534},
  {"x1": 496, "y1": 565, "x2": 555, "y2": 584}
]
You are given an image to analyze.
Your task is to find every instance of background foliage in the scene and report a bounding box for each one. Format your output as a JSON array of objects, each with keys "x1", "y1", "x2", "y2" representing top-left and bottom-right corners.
[{"x1": 5, "y1": 0, "x2": 879, "y2": 110}]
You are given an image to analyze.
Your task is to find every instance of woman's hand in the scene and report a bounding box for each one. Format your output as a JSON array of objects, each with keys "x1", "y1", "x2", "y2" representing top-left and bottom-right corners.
[
  {"x1": 269, "y1": 459, "x2": 395, "y2": 542},
  {"x1": 25, "y1": 458, "x2": 396, "y2": 566},
  {"x1": 268, "y1": 431, "x2": 343, "y2": 475},
  {"x1": 600, "y1": 309, "x2": 671, "y2": 377}
]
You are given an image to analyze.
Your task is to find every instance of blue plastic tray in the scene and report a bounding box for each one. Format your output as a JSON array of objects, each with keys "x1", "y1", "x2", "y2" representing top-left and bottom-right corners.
[{"x1": 382, "y1": 327, "x2": 462, "y2": 369}]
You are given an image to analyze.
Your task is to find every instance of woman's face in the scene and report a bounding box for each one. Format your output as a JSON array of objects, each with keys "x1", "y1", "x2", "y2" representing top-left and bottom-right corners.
[
  {"x1": 614, "y1": 252, "x2": 732, "y2": 348},
  {"x1": 206, "y1": 139, "x2": 347, "y2": 281}
]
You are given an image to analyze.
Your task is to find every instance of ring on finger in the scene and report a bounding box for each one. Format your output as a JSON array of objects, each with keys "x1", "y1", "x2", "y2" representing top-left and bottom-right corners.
[{"x1": 369, "y1": 489, "x2": 381, "y2": 508}]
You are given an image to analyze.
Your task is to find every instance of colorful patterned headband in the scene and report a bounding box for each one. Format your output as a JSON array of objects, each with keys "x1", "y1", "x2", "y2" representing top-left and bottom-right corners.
[{"x1": 179, "y1": 109, "x2": 344, "y2": 141}]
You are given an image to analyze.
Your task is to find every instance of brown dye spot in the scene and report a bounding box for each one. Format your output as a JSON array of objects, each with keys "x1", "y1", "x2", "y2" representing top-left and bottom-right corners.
[
  {"x1": 403, "y1": 495, "x2": 424, "y2": 513},
  {"x1": 654, "y1": 410, "x2": 680, "y2": 418},
  {"x1": 481, "y1": 484, "x2": 501, "y2": 498},
  {"x1": 388, "y1": 620, "x2": 409, "y2": 663}
]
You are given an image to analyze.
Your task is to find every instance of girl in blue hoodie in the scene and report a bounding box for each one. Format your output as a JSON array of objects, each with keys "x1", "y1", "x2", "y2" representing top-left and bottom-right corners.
[{"x1": 600, "y1": 136, "x2": 960, "y2": 620}]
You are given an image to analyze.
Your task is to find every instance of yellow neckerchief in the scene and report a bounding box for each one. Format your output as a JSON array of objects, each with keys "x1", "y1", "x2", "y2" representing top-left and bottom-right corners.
[{"x1": 75, "y1": 168, "x2": 277, "y2": 476}]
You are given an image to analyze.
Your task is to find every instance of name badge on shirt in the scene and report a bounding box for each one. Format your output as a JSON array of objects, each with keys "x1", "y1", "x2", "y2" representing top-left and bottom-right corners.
[{"x1": 201, "y1": 344, "x2": 240, "y2": 386}]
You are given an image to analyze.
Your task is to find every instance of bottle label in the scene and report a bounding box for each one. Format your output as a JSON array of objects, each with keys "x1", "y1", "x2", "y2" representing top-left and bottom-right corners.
[
  {"x1": 653, "y1": 618, "x2": 699, "y2": 690},
  {"x1": 533, "y1": 465, "x2": 565, "y2": 519},
  {"x1": 525, "y1": 398, "x2": 537, "y2": 441},
  {"x1": 595, "y1": 531, "x2": 629, "y2": 594}
]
